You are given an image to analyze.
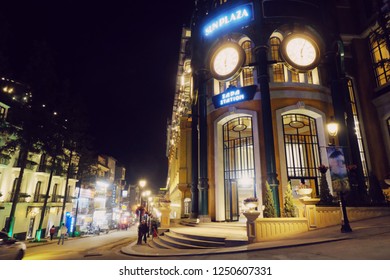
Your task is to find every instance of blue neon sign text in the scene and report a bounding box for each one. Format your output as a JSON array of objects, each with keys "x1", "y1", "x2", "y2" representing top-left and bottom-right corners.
[
  {"x1": 212, "y1": 85, "x2": 257, "y2": 109},
  {"x1": 204, "y1": 3, "x2": 254, "y2": 37}
]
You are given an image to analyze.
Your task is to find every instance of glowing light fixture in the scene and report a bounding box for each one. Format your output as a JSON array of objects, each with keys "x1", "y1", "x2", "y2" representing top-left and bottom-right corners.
[{"x1": 327, "y1": 117, "x2": 339, "y2": 137}]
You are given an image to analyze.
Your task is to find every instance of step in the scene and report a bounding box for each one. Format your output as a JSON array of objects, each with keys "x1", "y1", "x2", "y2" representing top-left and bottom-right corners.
[
  {"x1": 157, "y1": 234, "x2": 214, "y2": 249},
  {"x1": 148, "y1": 237, "x2": 177, "y2": 250},
  {"x1": 164, "y1": 231, "x2": 225, "y2": 248},
  {"x1": 180, "y1": 219, "x2": 199, "y2": 227}
]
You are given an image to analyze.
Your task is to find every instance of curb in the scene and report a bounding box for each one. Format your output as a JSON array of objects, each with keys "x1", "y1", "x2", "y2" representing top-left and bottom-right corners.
[{"x1": 120, "y1": 236, "x2": 350, "y2": 257}]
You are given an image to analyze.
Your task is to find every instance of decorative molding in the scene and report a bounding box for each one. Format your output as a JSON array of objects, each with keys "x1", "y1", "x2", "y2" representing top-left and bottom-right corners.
[{"x1": 296, "y1": 101, "x2": 305, "y2": 109}]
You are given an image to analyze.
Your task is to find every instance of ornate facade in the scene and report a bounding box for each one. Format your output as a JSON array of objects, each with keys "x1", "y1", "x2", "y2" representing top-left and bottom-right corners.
[{"x1": 167, "y1": 0, "x2": 390, "y2": 222}]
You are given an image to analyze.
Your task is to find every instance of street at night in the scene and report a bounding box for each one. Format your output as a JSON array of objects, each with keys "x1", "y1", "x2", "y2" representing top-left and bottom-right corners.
[{"x1": 22, "y1": 216, "x2": 390, "y2": 260}]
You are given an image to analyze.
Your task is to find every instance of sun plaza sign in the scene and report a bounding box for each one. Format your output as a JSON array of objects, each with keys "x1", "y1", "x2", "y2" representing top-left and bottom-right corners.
[{"x1": 204, "y1": 3, "x2": 254, "y2": 37}]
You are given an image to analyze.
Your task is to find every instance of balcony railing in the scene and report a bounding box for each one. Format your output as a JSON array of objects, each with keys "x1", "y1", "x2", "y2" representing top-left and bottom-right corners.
[
  {"x1": 13, "y1": 159, "x2": 38, "y2": 171},
  {"x1": 37, "y1": 164, "x2": 65, "y2": 176},
  {"x1": 8, "y1": 192, "x2": 31, "y2": 202}
]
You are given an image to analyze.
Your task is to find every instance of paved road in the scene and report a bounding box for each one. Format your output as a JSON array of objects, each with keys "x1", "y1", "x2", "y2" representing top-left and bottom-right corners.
[
  {"x1": 24, "y1": 215, "x2": 390, "y2": 260},
  {"x1": 24, "y1": 228, "x2": 137, "y2": 260}
]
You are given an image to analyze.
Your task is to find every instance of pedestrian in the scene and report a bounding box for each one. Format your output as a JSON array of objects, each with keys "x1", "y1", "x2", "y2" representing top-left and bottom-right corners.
[
  {"x1": 144, "y1": 221, "x2": 149, "y2": 243},
  {"x1": 49, "y1": 225, "x2": 56, "y2": 240},
  {"x1": 137, "y1": 221, "x2": 145, "y2": 245},
  {"x1": 138, "y1": 220, "x2": 148, "y2": 244},
  {"x1": 151, "y1": 220, "x2": 158, "y2": 240},
  {"x1": 152, "y1": 225, "x2": 158, "y2": 240},
  {"x1": 57, "y1": 223, "x2": 68, "y2": 245}
]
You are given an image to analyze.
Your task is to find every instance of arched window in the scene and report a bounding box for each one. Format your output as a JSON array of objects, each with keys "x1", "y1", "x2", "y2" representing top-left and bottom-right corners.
[
  {"x1": 241, "y1": 40, "x2": 254, "y2": 86},
  {"x1": 34, "y1": 181, "x2": 42, "y2": 202},
  {"x1": 347, "y1": 79, "x2": 369, "y2": 185},
  {"x1": 0, "y1": 104, "x2": 7, "y2": 119},
  {"x1": 369, "y1": 26, "x2": 390, "y2": 86},
  {"x1": 10, "y1": 178, "x2": 18, "y2": 202},
  {"x1": 223, "y1": 116, "x2": 255, "y2": 221},
  {"x1": 270, "y1": 37, "x2": 285, "y2": 82},
  {"x1": 282, "y1": 114, "x2": 321, "y2": 195},
  {"x1": 52, "y1": 183, "x2": 58, "y2": 202}
]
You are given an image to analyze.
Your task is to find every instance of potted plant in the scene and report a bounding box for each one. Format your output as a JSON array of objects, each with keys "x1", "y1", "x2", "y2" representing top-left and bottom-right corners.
[
  {"x1": 283, "y1": 182, "x2": 296, "y2": 217},
  {"x1": 317, "y1": 164, "x2": 334, "y2": 205},
  {"x1": 318, "y1": 164, "x2": 328, "y2": 174},
  {"x1": 243, "y1": 197, "x2": 258, "y2": 212},
  {"x1": 296, "y1": 181, "x2": 313, "y2": 197},
  {"x1": 263, "y1": 181, "x2": 276, "y2": 218}
]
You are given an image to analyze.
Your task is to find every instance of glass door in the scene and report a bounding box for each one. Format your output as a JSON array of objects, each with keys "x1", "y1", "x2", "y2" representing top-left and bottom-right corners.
[{"x1": 223, "y1": 116, "x2": 256, "y2": 221}]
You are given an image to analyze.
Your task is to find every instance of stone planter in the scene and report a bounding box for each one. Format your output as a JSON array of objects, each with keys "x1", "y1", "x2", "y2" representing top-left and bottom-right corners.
[
  {"x1": 244, "y1": 201, "x2": 258, "y2": 212},
  {"x1": 297, "y1": 188, "x2": 312, "y2": 198}
]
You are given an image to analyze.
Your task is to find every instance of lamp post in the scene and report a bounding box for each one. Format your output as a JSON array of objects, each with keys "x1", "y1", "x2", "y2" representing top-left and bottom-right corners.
[
  {"x1": 137, "y1": 180, "x2": 146, "y2": 223},
  {"x1": 136, "y1": 179, "x2": 146, "y2": 245},
  {"x1": 327, "y1": 118, "x2": 352, "y2": 233}
]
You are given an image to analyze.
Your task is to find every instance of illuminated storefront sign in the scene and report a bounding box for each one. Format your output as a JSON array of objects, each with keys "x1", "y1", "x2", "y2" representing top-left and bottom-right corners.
[
  {"x1": 204, "y1": 3, "x2": 254, "y2": 37},
  {"x1": 212, "y1": 85, "x2": 257, "y2": 108}
]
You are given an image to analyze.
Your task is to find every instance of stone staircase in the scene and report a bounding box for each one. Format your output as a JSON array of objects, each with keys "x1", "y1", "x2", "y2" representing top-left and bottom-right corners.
[{"x1": 148, "y1": 220, "x2": 248, "y2": 250}]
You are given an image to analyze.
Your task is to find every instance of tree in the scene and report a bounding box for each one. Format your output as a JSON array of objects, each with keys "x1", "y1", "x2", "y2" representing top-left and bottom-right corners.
[
  {"x1": 317, "y1": 165, "x2": 334, "y2": 205},
  {"x1": 263, "y1": 181, "x2": 277, "y2": 218},
  {"x1": 368, "y1": 173, "x2": 386, "y2": 205},
  {"x1": 71, "y1": 145, "x2": 98, "y2": 236},
  {"x1": 34, "y1": 113, "x2": 67, "y2": 241},
  {"x1": 0, "y1": 98, "x2": 45, "y2": 237},
  {"x1": 282, "y1": 181, "x2": 296, "y2": 217},
  {"x1": 346, "y1": 165, "x2": 370, "y2": 206},
  {"x1": 56, "y1": 96, "x2": 94, "y2": 231}
]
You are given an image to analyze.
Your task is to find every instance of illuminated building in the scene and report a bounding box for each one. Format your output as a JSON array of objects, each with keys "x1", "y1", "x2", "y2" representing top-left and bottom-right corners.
[
  {"x1": 0, "y1": 78, "x2": 78, "y2": 239},
  {"x1": 166, "y1": 0, "x2": 390, "y2": 222}
]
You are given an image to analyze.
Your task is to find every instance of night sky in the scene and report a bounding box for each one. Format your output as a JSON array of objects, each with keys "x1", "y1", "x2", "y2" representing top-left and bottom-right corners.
[{"x1": 0, "y1": 1, "x2": 195, "y2": 191}]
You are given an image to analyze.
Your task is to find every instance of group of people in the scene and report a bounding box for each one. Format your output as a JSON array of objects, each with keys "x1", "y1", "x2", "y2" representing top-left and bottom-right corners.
[
  {"x1": 38, "y1": 219, "x2": 159, "y2": 246},
  {"x1": 137, "y1": 219, "x2": 159, "y2": 245},
  {"x1": 48, "y1": 223, "x2": 68, "y2": 245}
]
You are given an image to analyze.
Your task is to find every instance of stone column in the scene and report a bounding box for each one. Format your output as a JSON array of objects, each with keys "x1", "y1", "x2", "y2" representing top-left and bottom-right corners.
[
  {"x1": 299, "y1": 198, "x2": 320, "y2": 230},
  {"x1": 160, "y1": 206, "x2": 171, "y2": 229},
  {"x1": 243, "y1": 211, "x2": 260, "y2": 243},
  {"x1": 254, "y1": 45, "x2": 280, "y2": 216}
]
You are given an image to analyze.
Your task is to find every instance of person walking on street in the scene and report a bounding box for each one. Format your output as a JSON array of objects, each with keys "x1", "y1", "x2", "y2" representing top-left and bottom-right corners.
[
  {"x1": 138, "y1": 220, "x2": 148, "y2": 244},
  {"x1": 137, "y1": 221, "x2": 144, "y2": 245},
  {"x1": 49, "y1": 225, "x2": 56, "y2": 240},
  {"x1": 57, "y1": 223, "x2": 68, "y2": 245},
  {"x1": 151, "y1": 220, "x2": 158, "y2": 240}
]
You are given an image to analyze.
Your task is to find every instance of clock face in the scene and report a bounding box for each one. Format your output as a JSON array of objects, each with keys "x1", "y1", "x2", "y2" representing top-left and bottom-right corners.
[
  {"x1": 281, "y1": 34, "x2": 320, "y2": 71},
  {"x1": 210, "y1": 43, "x2": 245, "y2": 80},
  {"x1": 213, "y1": 47, "x2": 239, "y2": 76}
]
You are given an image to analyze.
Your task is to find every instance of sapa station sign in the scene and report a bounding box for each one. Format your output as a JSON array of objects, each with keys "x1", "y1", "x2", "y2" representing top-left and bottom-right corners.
[
  {"x1": 204, "y1": 3, "x2": 254, "y2": 37},
  {"x1": 212, "y1": 85, "x2": 257, "y2": 109}
]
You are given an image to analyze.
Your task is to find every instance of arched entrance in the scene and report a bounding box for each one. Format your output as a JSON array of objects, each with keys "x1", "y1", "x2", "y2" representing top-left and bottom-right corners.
[
  {"x1": 222, "y1": 116, "x2": 256, "y2": 221},
  {"x1": 282, "y1": 113, "x2": 321, "y2": 195}
]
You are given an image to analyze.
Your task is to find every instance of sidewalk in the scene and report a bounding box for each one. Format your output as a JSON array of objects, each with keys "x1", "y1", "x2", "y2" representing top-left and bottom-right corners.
[
  {"x1": 120, "y1": 215, "x2": 390, "y2": 257},
  {"x1": 26, "y1": 230, "x2": 117, "y2": 248}
]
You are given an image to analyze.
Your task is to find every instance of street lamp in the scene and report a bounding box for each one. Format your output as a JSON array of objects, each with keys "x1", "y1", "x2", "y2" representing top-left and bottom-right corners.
[
  {"x1": 327, "y1": 117, "x2": 352, "y2": 233},
  {"x1": 327, "y1": 116, "x2": 339, "y2": 146},
  {"x1": 137, "y1": 180, "x2": 146, "y2": 222},
  {"x1": 136, "y1": 180, "x2": 147, "y2": 245}
]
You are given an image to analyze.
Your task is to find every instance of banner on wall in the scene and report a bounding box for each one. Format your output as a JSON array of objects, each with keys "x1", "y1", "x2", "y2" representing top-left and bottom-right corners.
[{"x1": 326, "y1": 147, "x2": 350, "y2": 193}]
